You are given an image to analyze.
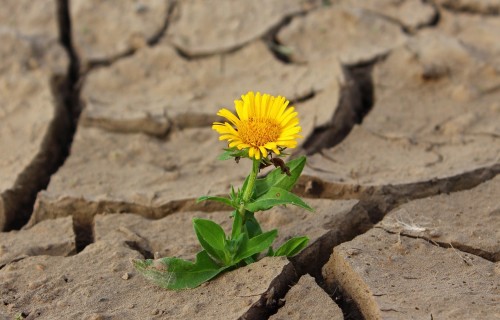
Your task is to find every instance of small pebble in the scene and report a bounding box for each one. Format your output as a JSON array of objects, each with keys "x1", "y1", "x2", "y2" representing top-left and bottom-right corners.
[{"x1": 122, "y1": 272, "x2": 130, "y2": 280}]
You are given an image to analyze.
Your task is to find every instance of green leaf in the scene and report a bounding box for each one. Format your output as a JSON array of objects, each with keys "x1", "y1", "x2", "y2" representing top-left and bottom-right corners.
[
  {"x1": 217, "y1": 147, "x2": 249, "y2": 160},
  {"x1": 197, "y1": 195, "x2": 234, "y2": 208},
  {"x1": 254, "y1": 156, "x2": 306, "y2": 198},
  {"x1": 245, "y1": 187, "x2": 314, "y2": 212},
  {"x1": 234, "y1": 229, "x2": 278, "y2": 262},
  {"x1": 267, "y1": 246, "x2": 274, "y2": 257},
  {"x1": 240, "y1": 174, "x2": 253, "y2": 201},
  {"x1": 244, "y1": 212, "x2": 262, "y2": 238},
  {"x1": 243, "y1": 256, "x2": 255, "y2": 265},
  {"x1": 225, "y1": 233, "x2": 244, "y2": 257},
  {"x1": 274, "y1": 236, "x2": 309, "y2": 257},
  {"x1": 230, "y1": 210, "x2": 243, "y2": 240},
  {"x1": 133, "y1": 250, "x2": 229, "y2": 290},
  {"x1": 230, "y1": 185, "x2": 237, "y2": 200},
  {"x1": 218, "y1": 150, "x2": 234, "y2": 161},
  {"x1": 193, "y1": 218, "x2": 228, "y2": 264}
]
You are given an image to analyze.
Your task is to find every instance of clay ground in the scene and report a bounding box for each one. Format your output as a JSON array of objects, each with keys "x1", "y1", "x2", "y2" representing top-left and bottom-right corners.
[{"x1": 1, "y1": 0, "x2": 499, "y2": 319}]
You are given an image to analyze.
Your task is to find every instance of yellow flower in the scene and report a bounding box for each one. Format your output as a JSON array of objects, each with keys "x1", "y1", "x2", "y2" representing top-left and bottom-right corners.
[{"x1": 212, "y1": 92, "x2": 302, "y2": 160}]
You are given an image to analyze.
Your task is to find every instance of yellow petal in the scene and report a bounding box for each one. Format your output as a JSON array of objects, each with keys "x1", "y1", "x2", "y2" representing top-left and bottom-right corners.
[
  {"x1": 229, "y1": 140, "x2": 242, "y2": 148},
  {"x1": 282, "y1": 118, "x2": 299, "y2": 130},
  {"x1": 281, "y1": 126, "x2": 302, "y2": 136},
  {"x1": 277, "y1": 140, "x2": 298, "y2": 148},
  {"x1": 261, "y1": 93, "x2": 270, "y2": 117},
  {"x1": 268, "y1": 96, "x2": 281, "y2": 119},
  {"x1": 255, "y1": 92, "x2": 262, "y2": 117},
  {"x1": 223, "y1": 122, "x2": 239, "y2": 135},
  {"x1": 219, "y1": 134, "x2": 236, "y2": 141},
  {"x1": 275, "y1": 97, "x2": 290, "y2": 119},
  {"x1": 264, "y1": 142, "x2": 280, "y2": 154},
  {"x1": 278, "y1": 107, "x2": 295, "y2": 122},
  {"x1": 254, "y1": 148, "x2": 261, "y2": 160},
  {"x1": 237, "y1": 143, "x2": 251, "y2": 149},
  {"x1": 234, "y1": 100, "x2": 248, "y2": 121},
  {"x1": 212, "y1": 124, "x2": 231, "y2": 133},
  {"x1": 246, "y1": 92, "x2": 255, "y2": 117},
  {"x1": 259, "y1": 146, "x2": 268, "y2": 158},
  {"x1": 280, "y1": 111, "x2": 298, "y2": 127},
  {"x1": 217, "y1": 108, "x2": 241, "y2": 126}
]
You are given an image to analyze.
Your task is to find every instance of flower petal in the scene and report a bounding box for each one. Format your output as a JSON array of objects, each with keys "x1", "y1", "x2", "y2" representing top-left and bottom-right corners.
[
  {"x1": 217, "y1": 108, "x2": 241, "y2": 126},
  {"x1": 277, "y1": 140, "x2": 298, "y2": 148},
  {"x1": 280, "y1": 126, "x2": 302, "y2": 137},
  {"x1": 255, "y1": 151, "x2": 261, "y2": 160},
  {"x1": 264, "y1": 142, "x2": 280, "y2": 154},
  {"x1": 255, "y1": 92, "x2": 262, "y2": 117},
  {"x1": 261, "y1": 93, "x2": 270, "y2": 117},
  {"x1": 280, "y1": 111, "x2": 298, "y2": 127},
  {"x1": 259, "y1": 146, "x2": 268, "y2": 158},
  {"x1": 234, "y1": 99, "x2": 248, "y2": 120},
  {"x1": 248, "y1": 147, "x2": 255, "y2": 158},
  {"x1": 274, "y1": 97, "x2": 289, "y2": 119}
]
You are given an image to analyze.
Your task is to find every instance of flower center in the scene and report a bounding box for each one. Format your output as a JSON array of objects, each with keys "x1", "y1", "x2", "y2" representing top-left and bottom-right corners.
[{"x1": 238, "y1": 117, "x2": 281, "y2": 147}]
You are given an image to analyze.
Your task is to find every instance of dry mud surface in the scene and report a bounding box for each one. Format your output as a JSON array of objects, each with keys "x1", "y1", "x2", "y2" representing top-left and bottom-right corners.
[{"x1": 1, "y1": 0, "x2": 499, "y2": 319}]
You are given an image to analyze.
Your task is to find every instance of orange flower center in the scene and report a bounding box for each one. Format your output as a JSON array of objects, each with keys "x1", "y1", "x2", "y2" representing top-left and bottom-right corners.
[{"x1": 238, "y1": 117, "x2": 281, "y2": 147}]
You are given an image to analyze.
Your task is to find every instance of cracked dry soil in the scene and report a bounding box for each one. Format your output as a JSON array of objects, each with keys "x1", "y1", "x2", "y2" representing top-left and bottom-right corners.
[{"x1": 1, "y1": 0, "x2": 499, "y2": 319}]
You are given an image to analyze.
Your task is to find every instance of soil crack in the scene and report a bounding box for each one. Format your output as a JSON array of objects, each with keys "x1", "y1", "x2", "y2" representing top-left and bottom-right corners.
[
  {"x1": 299, "y1": 62, "x2": 375, "y2": 156},
  {"x1": 239, "y1": 262, "x2": 298, "y2": 320},
  {"x1": 295, "y1": 162, "x2": 500, "y2": 201},
  {"x1": 86, "y1": 0, "x2": 178, "y2": 70},
  {"x1": 278, "y1": 200, "x2": 386, "y2": 320},
  {"x1": 1, "y1": 0, "x2": 82, "y2": 231},
  {"x1": 362, "y1": 4, "x2": 440, "y2": 34},
  {"x1": 377, "y1": 226, "x2": 498, "y2": 262},
  {"x1": 438, "y1": 2, "x2": 500, "y2": 15},
  {"x1": 262, "y1": 12, "x2": 306, "y2": 64}
]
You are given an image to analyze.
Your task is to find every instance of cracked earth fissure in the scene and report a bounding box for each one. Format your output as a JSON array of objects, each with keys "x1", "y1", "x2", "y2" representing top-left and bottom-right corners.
[
  {"x1": 300, "y1": 63, "x2": 374, "y2": 156},
  {"x1": 438, "y1": 2, "x2": 500, "y2": 15},
  {"x1": 86, "y1": 0, "x2": 178, "y2": 71},
  {"x1": 239, "y1": 263, "x2": 298, "y2": 320},
  {"x1": 364, "y1": 2, "x2": 440, "y2": 34},
  {"x1": 0, "y1": 0, "x2": 81, "y2": 231},
  {"x1": 263, "y1": 13, "x2": 302, "y2": 64},
  {"x1": 377, "y1": 226, "x2": 499, "y2": 262},
  {"x1": 285, "y1": 201, "x2": 385, "y2": 319},
  {"x1": 56, "y1": 0, "x2": 86, "y2": 248},
  {"x1": 71, "y1": 199, "x2": 196, "y2": 253},
  {"x1": 295, "y1": 162, "x2": 500, "y2": 202},
  {"x1": 0, "y1": 77, "x2": 72, "y2": 231},
  {"x1": 229, "y1": 194, "x2": 377, "y2": 320}
]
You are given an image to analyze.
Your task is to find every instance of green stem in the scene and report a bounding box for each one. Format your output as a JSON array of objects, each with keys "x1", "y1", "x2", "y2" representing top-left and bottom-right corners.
[
  {"x1": 242, "y1": 159, "x2": 260, "y2": 203},
  {"x1": 235, "y1": 159, "x2": 260, "y2": 234}
]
